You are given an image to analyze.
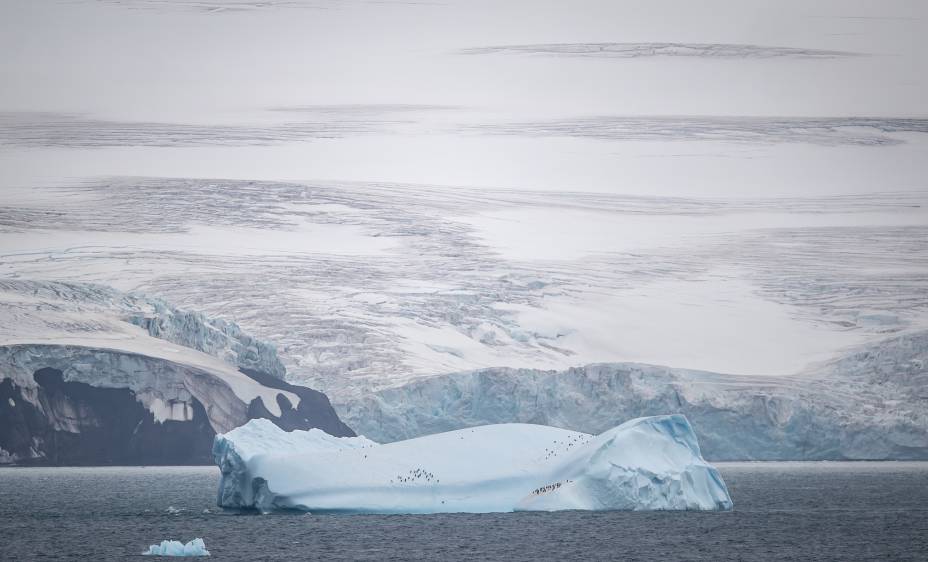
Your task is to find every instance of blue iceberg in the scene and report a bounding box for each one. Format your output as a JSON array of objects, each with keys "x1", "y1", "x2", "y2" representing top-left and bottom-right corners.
[
  {"x1": 142, "y1": 538, "x2": 210, "y2": 557},
  {"x1": 214, "y1": 414, "x2": 733, "y2": 514}
]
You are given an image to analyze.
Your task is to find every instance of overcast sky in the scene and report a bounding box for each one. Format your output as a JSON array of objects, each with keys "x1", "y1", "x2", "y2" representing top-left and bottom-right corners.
[{"x1": 2, "y1": 0, "x2": 927, "y2": 118}]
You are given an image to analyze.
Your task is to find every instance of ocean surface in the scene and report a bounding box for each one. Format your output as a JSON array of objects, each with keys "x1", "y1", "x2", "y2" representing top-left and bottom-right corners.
[{"x1": 1, "y1": 462, "x2": 926, "y2": 561}]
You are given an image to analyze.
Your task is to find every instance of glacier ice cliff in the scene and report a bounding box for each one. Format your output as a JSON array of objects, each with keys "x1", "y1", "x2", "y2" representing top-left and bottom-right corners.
[
  {"x1": 3, "y1": 278, "x2": 925, "y2": 464},
  {"x1": 213, "y1": 415, "x2": 732, "y2": 514},
  {"x1": 0, "y1": 280, "x2": 353, "y2": 465},
  {"x1": 337, "y1": 331, "x2": 928, "y2": 460},
  {"x1": 1, "y1": 279, "x2": 286, "y2": 379}
]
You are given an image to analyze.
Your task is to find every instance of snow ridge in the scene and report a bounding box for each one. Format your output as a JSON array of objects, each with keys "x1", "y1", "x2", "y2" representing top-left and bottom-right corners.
[{"x1": 0, "y1": 279, "x2": 286, "y2": 380}]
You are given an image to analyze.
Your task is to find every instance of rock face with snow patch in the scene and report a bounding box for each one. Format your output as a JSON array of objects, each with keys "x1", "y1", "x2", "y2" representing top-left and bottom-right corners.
[
  {"x1": 212, "y1": 415, "x2": 732, "y2": 514},
  {"x1": 0, "y1": 281, "x2": 353, "y2": 465}
]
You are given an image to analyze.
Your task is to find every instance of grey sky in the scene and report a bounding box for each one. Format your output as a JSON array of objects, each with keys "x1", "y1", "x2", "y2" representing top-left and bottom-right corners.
[{"x1": 1, "y1": 0, "x2": 926, "y2": 119}]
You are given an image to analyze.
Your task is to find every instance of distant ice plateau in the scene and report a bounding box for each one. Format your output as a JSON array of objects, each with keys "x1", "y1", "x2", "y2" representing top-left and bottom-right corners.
[
  {"x1": 95, "y1": 0, "x2": 428, "y2": 13},
  {"x1": 4, "y1": 112, "x2": 927, "y2": 149},
  {"x1": 468, "y1": 116, "x2": 928, "y2": 146},
  {"x1": 458, "y1": 42, "x2": 862, "y2": 59},
  {"x1": 3, "y1": 178, "x2": 926, "y2": 400},
  {"x1": 0, "y1": 107, "x2": 448, "y2": 149}
]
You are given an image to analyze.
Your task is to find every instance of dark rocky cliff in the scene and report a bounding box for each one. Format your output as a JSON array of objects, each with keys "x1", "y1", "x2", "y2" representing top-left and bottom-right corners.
[{"x1": 0, "y1": 365, "x2": 354, "y2": 466}]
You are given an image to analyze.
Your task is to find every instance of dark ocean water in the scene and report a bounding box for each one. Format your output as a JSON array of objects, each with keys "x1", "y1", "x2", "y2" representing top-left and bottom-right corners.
[{"x1": 1, "y1": 462, "x2": 926, "y2": 561}]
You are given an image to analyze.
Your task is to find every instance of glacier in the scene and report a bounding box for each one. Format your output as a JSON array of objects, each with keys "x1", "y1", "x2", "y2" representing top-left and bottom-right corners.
[
  {"x1": 0, "y1": 279, "x2": 286, "y2": 380},
  {"x1": 0, "y1": 280, "x2": 354, "y2": 465},
  {"x1": 4, "y1": 279, "x2": 927, "y2": 464},
  {"x1": 337, "y1": 330, "x2": 928, "y2": 460},
  {"x1": 212, "y1": 415, "x2": 733, "y2": 514}
]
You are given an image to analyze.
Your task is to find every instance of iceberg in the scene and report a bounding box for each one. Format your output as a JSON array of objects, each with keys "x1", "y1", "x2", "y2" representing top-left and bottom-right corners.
[
  {"x1": 213, "y1": 415, "x2": 732, "y2": 514},
  {"x1": 142, "y1": 538, "x2": 210, "y2": 557}
]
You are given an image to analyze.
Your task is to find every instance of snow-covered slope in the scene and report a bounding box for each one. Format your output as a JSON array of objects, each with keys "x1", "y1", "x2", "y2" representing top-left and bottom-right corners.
[
  {"x1": 4, "y1": 180, "x2": 927, "y2": 401},
  {"x1": 0, "y1": 279, "x2": 286, "y2": 379},
  {"x1": 3, "y1": 0, "x2": 928, "y2": 396},
  {"x1": 338, "y1": 331, "x2": 928, "y2": 460},
  {"x1": 0, "y1": 280, "x2": 353, "y2": 465},
  {"x1": 213, "y1": 415, "x2": 732, "y2": 514}
]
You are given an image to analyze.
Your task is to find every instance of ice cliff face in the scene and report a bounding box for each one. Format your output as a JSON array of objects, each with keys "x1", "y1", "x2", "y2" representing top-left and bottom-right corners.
[
  {"x1": 3, "y1": 278, "x2": 924, "y2": 464},
  {"x1": 338, "y1": 331, "x2": 928, "y2": 460},
  {"x1": 213, "y1": 415, "x2": 732, "y2": 514},
  {"x1": 214, "y1": 418, "x2": 377, "y2": 510},
  {"x1": 1, "y1": 280, "x2": 286, "y2": 379},
  {"x1": 0, "y1": 280, "x2": 353, "y2": 465}
]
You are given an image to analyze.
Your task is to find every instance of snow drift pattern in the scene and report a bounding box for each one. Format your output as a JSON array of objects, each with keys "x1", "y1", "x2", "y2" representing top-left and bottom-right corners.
[{"x1": 213, "y1": 415, "x2": 732, "y2": 514}]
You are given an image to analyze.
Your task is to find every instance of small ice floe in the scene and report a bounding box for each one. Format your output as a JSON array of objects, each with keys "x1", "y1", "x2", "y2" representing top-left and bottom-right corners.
[
  {"x1": 142, "y1": 538, "x2": 210, "y2": 556},
  {"x1": 165, "y1": 506, "x2": 184, "y2": 515}
]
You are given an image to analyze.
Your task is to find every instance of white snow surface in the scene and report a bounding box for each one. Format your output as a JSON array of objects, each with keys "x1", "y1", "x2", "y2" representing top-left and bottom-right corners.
[
  {"x1": 212, "y1": 415, "x2": 732, "y2": 514},
  {"x1": 0, "y1": 280, "x2": 298, "y2": 430},
  {"x1": 1, "y1": 0, "x2": 927, "y2": 402},
  {"x1": 1, "y1": 0, "x2": 927, "y2": 462},
  {"x1": 142, "y1": 538, "x2": 210, "y2": 557}
]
